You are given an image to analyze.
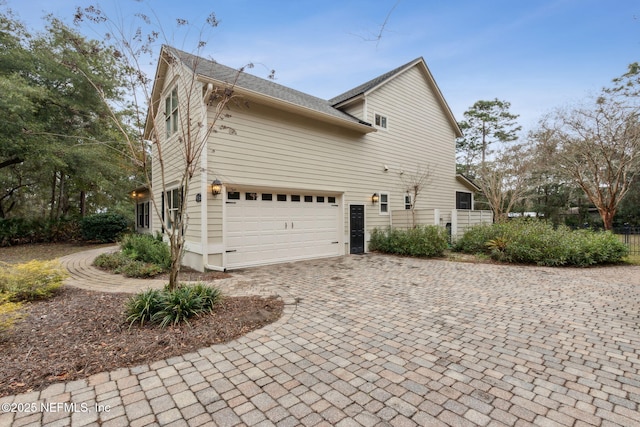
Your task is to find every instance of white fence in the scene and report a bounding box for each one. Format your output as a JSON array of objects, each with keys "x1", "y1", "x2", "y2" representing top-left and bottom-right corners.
[{"x1": 391, "y1": 209, "x2": 493, "y2": 238}]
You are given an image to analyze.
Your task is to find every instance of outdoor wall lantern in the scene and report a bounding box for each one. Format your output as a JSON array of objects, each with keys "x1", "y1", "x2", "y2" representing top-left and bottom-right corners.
[
  {"x1": 371, "y1": 193, "x2": 379, "y2": 204},
  {"x1": 211, "y1": 179, "x2": 222, "y2": 196}
]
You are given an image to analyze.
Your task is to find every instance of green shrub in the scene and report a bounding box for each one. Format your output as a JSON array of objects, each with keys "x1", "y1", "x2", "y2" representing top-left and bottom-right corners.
[
  {"x1": 118, "y1": 260, "x2": 165, "y2": 278},
  {"x1": 452, "y1": 223, "x2": 500, "y2": 254},
  {"x1": 125, "y1": 283, "x2": 223, "y2": 328},
  {"x1": 453, "y1": 219, "x2": 628, "y2": 266},
  {"x1": 0, "y1": 294, "x2": 23, "y2": 332},
  {"x1": 81, "y1": 213, "x2": 130, "y2": 243},
  {"x1": 369, "y1": 225, "x2": 449, "y2": 257},
  {"x1": 120, "y1": 234, "x2": 171, "y2": 269},
  {"x1": 94, "y1": 252, "x2": 130, "y2": 270},
  {"x1": 0, "y1": 260, "x2": 68, "y2": 301},
  {"x1": 0, "y1": 217, "x2": 82, "y2": 246}
]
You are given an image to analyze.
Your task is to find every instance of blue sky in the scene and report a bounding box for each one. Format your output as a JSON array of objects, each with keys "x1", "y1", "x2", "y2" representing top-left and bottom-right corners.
[{"x1": 5, "y1": 0, "x2": 640, "y2": 133}]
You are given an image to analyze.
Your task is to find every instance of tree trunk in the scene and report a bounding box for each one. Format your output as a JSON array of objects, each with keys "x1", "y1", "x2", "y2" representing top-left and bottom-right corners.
[
  {"x1": 601, "y1": 209, "x2": 615, "y2": 231},
  {"x1": 80, "y1": 191, "x2": 86, "y2": 217},
  {"x1": 49, "y1": 171, "x2": 58, "y2": 220},
  {"x1": 56, "y1": 173, "x2": 65, "y2": 220}
]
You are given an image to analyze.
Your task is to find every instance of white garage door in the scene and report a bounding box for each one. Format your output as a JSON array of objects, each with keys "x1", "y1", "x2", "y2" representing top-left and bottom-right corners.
[{"x1": 225, "y1": 190, "x2": 342, "y2": 268}]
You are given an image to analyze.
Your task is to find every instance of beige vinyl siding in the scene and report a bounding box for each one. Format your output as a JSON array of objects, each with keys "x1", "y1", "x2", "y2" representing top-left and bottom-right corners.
[
  {"x1": 205, "y1": 64, "x2": 458, "y2": 240},
  {"x1": 207, "y1": 101, "x2": 390, "y2": 237},
  {"x1": 156, "y1": 56, "x2": 464, "y2": 269},
  {"x1": 151, "y1": 63, "x2": 206, "y2": 247},
  {"x1": 340, "y1": 100, "x2": 365, "y2": 121},
  {"x1": 364, "y1": 66, "x2": 458, "y2": 221}
]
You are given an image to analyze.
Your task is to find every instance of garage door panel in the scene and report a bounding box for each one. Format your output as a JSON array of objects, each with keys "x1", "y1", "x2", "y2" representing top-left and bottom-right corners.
[{"x1": 225, "y1": 190, "x2": 341, "y2": 268}]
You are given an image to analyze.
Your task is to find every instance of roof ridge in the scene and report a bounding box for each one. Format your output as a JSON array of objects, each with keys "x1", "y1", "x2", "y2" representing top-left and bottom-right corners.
[{"x1": 163, "y1": 45, "x2": 367, "y2": 126}]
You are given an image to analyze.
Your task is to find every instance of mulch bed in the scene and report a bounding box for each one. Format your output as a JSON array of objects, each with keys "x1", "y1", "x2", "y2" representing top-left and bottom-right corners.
[{"x1": 0, "y1": 286, "x2": 283, "y2": 397}]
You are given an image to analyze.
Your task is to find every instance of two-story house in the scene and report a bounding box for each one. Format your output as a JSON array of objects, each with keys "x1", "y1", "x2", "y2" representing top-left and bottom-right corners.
[{"x1": 137, "y1": 45, "x2": 486, "y2": 271}]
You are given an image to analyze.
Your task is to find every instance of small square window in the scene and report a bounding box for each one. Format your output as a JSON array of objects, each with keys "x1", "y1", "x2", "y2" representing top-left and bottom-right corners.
[
  {"x1": 328, "y1": 196, "x2": 336, "y2": 203},
  {"x1": 262, "y1": 193, "x2": 273, "y2": 201},
  {"x1": 291, "y1": 195, "x2": 301, "y2": 202},
  {"x1": 375, "y1": 113, "x2": 387, "y2": 129},
  {"x1": 317, "y1": 196, "x2": 325, "y2": 203},
  {"x1": 277, "y1": 194, "x2": 287, "y2": 201},
  {"x1": 245, "y1": 192, "x2": 258, "y2": 200},
  {"x1": 227, "y1": 191, "x2": 240, "y2": 200},
  {"x1": 304, "y1": 195, "x2": 313, "y2": 202}
]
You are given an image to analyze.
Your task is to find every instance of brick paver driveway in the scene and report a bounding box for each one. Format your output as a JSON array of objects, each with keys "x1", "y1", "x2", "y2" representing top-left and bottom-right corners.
[{"x1": 3, "y1": 252, "x2": 640, "y2": 426}]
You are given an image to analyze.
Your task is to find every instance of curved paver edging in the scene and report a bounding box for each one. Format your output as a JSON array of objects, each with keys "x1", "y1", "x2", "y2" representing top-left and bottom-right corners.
[{"x1": 2, "y1": 250, "x2": 640, "y2": 426}]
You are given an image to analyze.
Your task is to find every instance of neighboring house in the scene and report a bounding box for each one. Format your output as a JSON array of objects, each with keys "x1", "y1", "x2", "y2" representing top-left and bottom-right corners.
[{"x1": 140, "y1": 45, "x2": 489, "y2": 271}]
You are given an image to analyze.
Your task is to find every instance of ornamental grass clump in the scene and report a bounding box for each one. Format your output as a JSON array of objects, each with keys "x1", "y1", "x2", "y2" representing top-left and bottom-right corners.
[{"x1": 125, "y1": 283, "x2": 223, "y2": 328}]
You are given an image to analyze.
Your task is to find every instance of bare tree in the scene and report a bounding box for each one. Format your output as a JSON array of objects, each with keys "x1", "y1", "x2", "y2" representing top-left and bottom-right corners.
[
  {"x1": 399, "y1": 165, "x2": 432, "y2": 228},
  {"x1": 477, "y1": 143, "x2": 532, "y2": 222},
  {"x1": 73, "y1": 7, "x2": 242, "y2": 289},
  {"x1": 532, "y1": 94, "x2": 640, "y2": 230}
]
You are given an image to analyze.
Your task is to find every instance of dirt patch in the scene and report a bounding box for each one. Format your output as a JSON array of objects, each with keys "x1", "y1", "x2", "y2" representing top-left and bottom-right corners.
[{"x1": 0, "y1": 286, "x2": 283, "y2": 397}]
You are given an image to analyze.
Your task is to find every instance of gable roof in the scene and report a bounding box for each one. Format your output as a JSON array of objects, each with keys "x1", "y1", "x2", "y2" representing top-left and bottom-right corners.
[
  {"x1": 150, "y1": 46, "x2": 460, "y2": 137},
  {"x1": 330, "y1": 58, "x2": 462, "y2": 138},
  {"x1": 162, "y1": 46, "x2": 374, "y2": 133}
]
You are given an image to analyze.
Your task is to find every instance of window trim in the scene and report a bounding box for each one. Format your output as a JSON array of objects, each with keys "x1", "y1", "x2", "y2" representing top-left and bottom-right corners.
[
  {"x1": 379, "y1": 191, "x2": 390, "y2": 215},
  {"x1": 456, "y1": 191, "x2": 472, "y2": 210},
  {"x1": 165, "y1": 86, "x2": 179, "y2": 138},
  {"x1": 374, "y1": 112, "x2": 388, "y2": 130},
  {"x1": 164, "y1": 187, "x2": 183, "y2": 230},
  {"x1": 404, "y1": 193, "x2": 412, "y2": 210}
]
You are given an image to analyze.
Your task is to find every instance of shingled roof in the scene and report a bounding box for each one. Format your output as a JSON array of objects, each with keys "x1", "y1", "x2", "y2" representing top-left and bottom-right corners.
[
  {"x1": 164, "y1": 46, "x2": 369, "y2": 127},
  {"x1": 160, "y1": 46, "x2": 460, "y2": 137},
  {"x1": 328, "y1": 58, "x2": 423, "y2": 106}
]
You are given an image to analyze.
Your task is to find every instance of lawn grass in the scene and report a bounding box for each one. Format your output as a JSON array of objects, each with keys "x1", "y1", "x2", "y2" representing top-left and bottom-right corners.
[
  {"x1": 0, "y1": 243, "x2": 113, "y2": 264},
  {"x1": 615, "y1": 233, "x2": 640, "y2": 265}
]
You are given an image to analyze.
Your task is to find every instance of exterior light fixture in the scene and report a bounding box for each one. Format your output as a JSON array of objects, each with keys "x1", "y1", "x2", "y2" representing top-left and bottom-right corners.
[
  {"x1": 372, "y1": 193, "x2": 379, "y2": 204},
  {"x1": 211, "y1": 178, "x2": 222, "y2": 196}
]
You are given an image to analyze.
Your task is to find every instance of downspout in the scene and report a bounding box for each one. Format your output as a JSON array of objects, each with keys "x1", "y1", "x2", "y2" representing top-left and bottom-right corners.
[
  {"x1": 202, "y1": 83, "x2": 226, "y2": 272},
  {"x1": 200, "y1": 83, "x2": 213, "y2": 271}
]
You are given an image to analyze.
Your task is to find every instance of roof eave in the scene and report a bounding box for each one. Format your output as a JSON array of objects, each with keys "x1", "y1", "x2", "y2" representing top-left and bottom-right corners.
[
  {"x1": 456, "y1": 174, "x2": 481, "y2": 192},
  {"x1": 198, "y1": 75, "x2": 376, "y2": 134},
  {"x1": 332, "y1": 93, "x2": 365, "y2": 109}
]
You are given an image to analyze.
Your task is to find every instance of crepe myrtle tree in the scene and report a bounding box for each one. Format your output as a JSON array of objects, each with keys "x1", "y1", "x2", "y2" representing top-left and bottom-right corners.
[
  {"x1": 72, "y1": 6, "x2": 252, "y2": 289},
  {"x1": 399, "y1": 165, "x2": 432, "y2": 228},
  {"x1": 477, "y1": 143, "x2": 533, "y2": 222},
  {"x1": 532, "y1": 90, "x2": 640, "y2": 230}
]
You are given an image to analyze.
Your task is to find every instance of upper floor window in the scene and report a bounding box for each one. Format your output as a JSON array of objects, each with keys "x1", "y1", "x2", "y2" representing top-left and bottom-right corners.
[
  {"x1": 374, "y1": 113, "x2": 388, "y2": 129},
  {"x1": 379, "y1": 192, "x2": 389, "y2": 215},
  {"x1": 165, "y1": 87, "x2": 179, "y2": 138}
]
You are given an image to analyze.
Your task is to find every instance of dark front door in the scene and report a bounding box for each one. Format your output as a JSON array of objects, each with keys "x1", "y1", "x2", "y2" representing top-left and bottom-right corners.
[{"x1": 350, "y1": 204, "x2": 365, "y2": 254}]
